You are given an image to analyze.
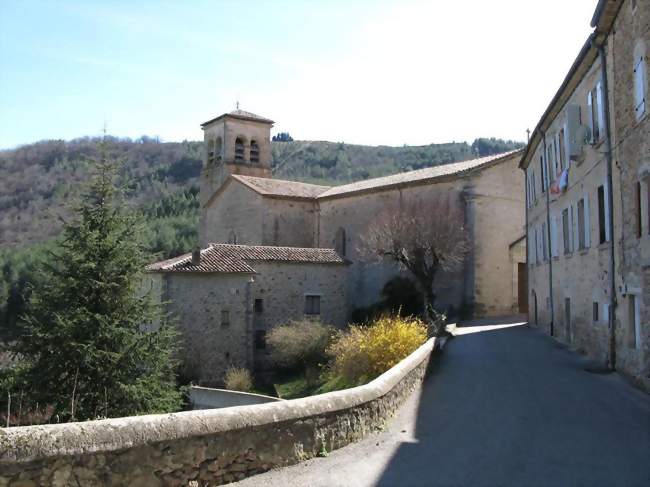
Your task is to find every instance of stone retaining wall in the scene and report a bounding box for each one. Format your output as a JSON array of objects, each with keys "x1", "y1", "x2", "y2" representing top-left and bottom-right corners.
[{"x1": 0, "y1": 338, "x2": 436, "y2": 487}]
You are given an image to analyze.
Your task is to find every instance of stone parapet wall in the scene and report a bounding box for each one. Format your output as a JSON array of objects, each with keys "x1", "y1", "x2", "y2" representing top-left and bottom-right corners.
[{"x1": 0, "y1": 339, "x2": 436, "y2": 487}]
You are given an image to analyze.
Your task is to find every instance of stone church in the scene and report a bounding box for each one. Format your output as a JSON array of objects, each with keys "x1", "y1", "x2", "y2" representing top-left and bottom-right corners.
[{"x1": 146, "y1": 109, "x2": 526, "y2": 385}]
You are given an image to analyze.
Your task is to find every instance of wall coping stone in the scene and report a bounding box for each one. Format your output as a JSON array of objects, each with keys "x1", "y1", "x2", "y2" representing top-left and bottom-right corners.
[{"x1": 0, "y1": 338, "x2": 436, "y2": 464}]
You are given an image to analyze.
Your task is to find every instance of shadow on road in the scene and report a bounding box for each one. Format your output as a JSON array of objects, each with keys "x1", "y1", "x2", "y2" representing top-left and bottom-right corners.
[{"x1": 376, "y1": 320, "x2": 650, "y2": 487}]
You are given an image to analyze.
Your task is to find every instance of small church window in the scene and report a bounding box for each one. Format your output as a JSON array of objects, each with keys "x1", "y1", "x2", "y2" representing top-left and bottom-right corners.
[
  {"x1": 235, "y1": 137, "x2": 245, "y2": 162},
  {"x1": 228, "y1": 230, "x2": 237, "y2": 244},
  {"x1": 250, "y1": 140, "x2": 260, "y2": 163},
  {"x1": 335, "y1": 227, "x2": 346, "y2": 256},
  {"x1": 254, "y1": 298, "x2": 264, "y2": 313},
  {"x1": 220, "y1": 309, "x2": 230, "y2": 327},
  {"x1": 305, "y1": 295, "x2": 321, "y2": 316}
]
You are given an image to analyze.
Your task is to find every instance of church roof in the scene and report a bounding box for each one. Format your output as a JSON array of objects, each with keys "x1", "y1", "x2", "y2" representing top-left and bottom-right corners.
[
  {"x1": 317, "y1": 150, "x2": 522, "y2": 199},
  {"x1": 201, "y1": 109, "x2": 274, "y2": 127},
  {"x1": 146, "y1": 244, "x2": 345, "y2": 274},
  {"x1": 231, "y1": 174, "x2": 331, "y2": 199},
  {"x1": 228, "y1": 150, "x2": 521, "y2": 201}
]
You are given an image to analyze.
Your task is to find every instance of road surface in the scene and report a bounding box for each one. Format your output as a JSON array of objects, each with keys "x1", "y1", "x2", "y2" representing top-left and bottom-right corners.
[{"x1": 237, "y1": 320, "x2": 650, "y2": 487}]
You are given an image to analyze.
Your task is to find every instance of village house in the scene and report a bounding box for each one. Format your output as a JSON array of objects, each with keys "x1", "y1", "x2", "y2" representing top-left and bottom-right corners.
[
  {"x1": 146, "y1": 109, "x2": 526, "y2": 385},
  {"x1": 521, "y1": 0, "x2": 649, "y2": 389}
]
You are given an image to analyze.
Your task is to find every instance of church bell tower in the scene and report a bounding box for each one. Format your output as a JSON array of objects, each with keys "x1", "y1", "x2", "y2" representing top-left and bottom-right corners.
[{"x1": 199, "y1": 108, "x2": 274, "y2": 208}]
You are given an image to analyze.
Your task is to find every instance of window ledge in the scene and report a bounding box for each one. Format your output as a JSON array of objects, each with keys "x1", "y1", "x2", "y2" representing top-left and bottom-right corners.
[
  {"x1": 553, "y1": 256, "x2": 560, "y2": 261},
  {"x1": 564, "y1": 253, "x2": 574, "y2": 259},
  {"x1": 579, "y1": 248, "x2": 590, "y2": 255},
  {"x1": 598, "y1": 242, "x2": 611, "y2": 250}
]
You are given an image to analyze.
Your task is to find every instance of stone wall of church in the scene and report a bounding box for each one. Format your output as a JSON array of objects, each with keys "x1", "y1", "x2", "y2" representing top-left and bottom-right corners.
[
  {"x1": 470, "y1": 154, "x2": 525, "y2": 316},
  {"x1": 317, "y1": 156, "x2": 524, "y2": 319},
  {"x1": 261, "y1": 198, "x2": 318, "y2": 247},
  {"x1": 317, "y1": 182, "x2": 468, "y2": 317},
  {"x1": 201, "y1": 182, "x2": 265, "y2": 246}
]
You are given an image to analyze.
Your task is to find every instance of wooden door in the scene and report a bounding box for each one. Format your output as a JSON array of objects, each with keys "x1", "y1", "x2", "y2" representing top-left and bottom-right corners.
[{"x1": 517, "y1": 263, "x2": 528, "y2": 314}]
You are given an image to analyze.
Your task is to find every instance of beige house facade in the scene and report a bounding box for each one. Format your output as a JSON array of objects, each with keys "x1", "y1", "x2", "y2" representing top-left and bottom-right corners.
[
  {"x1": 521, "y1": 0, "x2": 649, "y2": 389},
  {"x1": 147, "y1": 109, "x2": 526, "y2": 384}
]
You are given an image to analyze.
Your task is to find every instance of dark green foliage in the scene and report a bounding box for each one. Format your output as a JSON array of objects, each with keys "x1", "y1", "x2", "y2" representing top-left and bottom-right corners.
[
  {"x1": 6, "y1": 144, "x2": 182, "y2": 421},
  {"x1": 272, "y1": 132, "x2": 294, "y2": 142},
  {"x1": 471, "y1": 138, "x2": 523, "y2": 157},
  {"x1": 351, "y1": 277, "x2": 423, "y2": 324}
]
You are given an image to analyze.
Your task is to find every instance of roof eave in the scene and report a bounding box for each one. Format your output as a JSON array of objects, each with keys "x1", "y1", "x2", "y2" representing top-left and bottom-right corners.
[
  {"x1": 201, "y1": 113, "x2": 274, "y2": 128},
  {"x1": 319, "y1": 151, "x2": 522, "y2": 201},
  {"x1": 519, "y1": 34, "x2": 598, "y2": 170}
]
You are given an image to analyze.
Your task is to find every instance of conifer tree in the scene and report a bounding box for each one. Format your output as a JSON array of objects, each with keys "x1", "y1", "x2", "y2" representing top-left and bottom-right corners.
[{"x1": 12, "y1": 142, "x2": 182, "y2": 421}]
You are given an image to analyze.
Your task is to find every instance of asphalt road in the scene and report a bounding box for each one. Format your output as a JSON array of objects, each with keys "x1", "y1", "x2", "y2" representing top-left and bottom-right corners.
[{"x1": 237, "y1": 320, "x2": 650, "y2": 487}]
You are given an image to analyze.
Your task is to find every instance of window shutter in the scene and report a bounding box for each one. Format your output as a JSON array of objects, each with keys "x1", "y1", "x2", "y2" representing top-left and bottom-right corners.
[
  {"x1": 596, "y1": 81, "x2": 605, "y2": 139},
  {"x1": 604, "y1": 180, "x2": 611, "y2": 242},
  {"x1": 635, "y1": 56, "x2": 646, "y2": 119},
  {"x1": 584, "y1": 193, "x2": 591, "y2": 248},
  {"x1": 587, "y1": 90, "x2": 594, "y2": 143},
  {"x1": 563, "y1": 121, "x2": 571, "y2": 167},
  {"x1": 551, "y1": 215, "x2": 558, "y2": 257},
  {"x1": 572, "y1": 204, "x2": 579, "y2": 252}
]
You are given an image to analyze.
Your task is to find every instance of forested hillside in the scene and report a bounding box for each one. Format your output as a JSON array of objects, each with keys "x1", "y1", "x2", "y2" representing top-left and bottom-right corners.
[{"x1": 0, "y1": 135, "x2": 523, "y2": 338}]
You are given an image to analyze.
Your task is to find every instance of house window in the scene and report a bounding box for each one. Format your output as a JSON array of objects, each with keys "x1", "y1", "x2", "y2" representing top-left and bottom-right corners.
[
  {"x1": 636, "y1": 181, "x2": 642, "y2": 238},
  {"x1": 598, "y1": 185, "x2": 607, "y2": 243},
  {"x1": 254, "y1": 298, "x2": 264, "y2": 313},
  {"x1": 250, "y1": 140, "x2": 260, "y2": 163},
  {"x1": 578, "y1": 199, "x2": 586, "y2": 250},
  {"x1": 562, "y1": 208, "x2": 571, "y2": 254},
  {"x1": 221, "y1": 309, "x2": 230, "y2": 327},
  {"x1": 558, "y1": 129, "x2": 566, "y2": 170},
  {"x1": 547, "y1": 145, "x2": 556, "y2": 183},
  {"x1": 255, "y1": 330, "x2": 266, "y2": 350},
  {"x1": 634, "y1": 48, "x2": 646, "y2": 120},
  {"x1": 305, "y1": 295, "x2": 321, "y2": 316},
  {"x1": 235, "y1": 137, "x2": 245, "y2": 161},
  {"x1": 542, "y1": 222, "x2": 548, "y2": 261},
  {"x1": 646, "y1": 178, "x2": 650, "y2": 235},
  {"x1": 593, "y1": 302, "x2": 599, "y2": 323},
  {"x1": 628, "y1": 295, "x2": 641, "y2": 349},
  {"x1": 588, "y1": 84, "x2": 603, "y2": 142}
]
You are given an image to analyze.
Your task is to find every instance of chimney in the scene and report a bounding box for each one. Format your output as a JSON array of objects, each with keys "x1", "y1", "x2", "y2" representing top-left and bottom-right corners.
[{"x1": 192, "y1": 247, "x2": 201, "y2": 265}]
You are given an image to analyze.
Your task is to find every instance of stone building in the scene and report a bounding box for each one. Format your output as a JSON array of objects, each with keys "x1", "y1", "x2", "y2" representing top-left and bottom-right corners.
[
  {"x1": 521, "y1": 0, "x2": 649, "y2": 389},
  {"x1": 145, "y1": 244, "x2": 347, "y2": 384},
  {"x1": 147, "y1": 109, "x2": 526, "y2": 384}
]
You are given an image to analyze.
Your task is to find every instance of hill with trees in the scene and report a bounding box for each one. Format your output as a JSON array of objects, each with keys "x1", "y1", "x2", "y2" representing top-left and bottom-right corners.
[{"x1": 0, "y1": 135, "x2": 523, "y2": 339}]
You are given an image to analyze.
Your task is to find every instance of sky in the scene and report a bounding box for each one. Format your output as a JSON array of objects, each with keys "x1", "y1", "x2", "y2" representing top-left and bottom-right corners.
[{"x1": 0, "y1": 0, "x2": 597, "y2": 149}]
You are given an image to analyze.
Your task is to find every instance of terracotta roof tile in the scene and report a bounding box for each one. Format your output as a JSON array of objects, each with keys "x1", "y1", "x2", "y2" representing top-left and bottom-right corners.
[
  {"x1": 317, "y1": 150, "x2": 522, "y2": 199},
  {"x1": 232, "y1": 175, "x2": 331, "y2": 199},
  {"x1": 146, "y1": 244, "x2": 345, "y2": 274},
  {"x1": 201, "y1": 109, "x2": 274, "y2": 127}
]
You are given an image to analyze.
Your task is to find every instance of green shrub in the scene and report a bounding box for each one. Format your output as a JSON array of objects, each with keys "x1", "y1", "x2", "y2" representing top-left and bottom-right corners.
[
  {"x1": 224, "y1": 366, "x2": 252, "y2": 392},
  {"x1": 267, "y1": 319, "x2": 334, "y2": 372},
  {"x1": 326, "y1": 315, "x2": 427, "y2": 387}
]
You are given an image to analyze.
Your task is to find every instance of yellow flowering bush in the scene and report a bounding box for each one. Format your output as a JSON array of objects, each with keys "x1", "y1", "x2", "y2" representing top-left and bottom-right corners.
[{"x1": 325, "y1": 315, "x2": 427, "y2": 387}]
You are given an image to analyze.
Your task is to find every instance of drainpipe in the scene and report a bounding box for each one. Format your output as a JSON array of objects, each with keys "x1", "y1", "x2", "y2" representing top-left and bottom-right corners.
[
  {"x1": 541, "y1": 131, "x2": 555, "y2": 336},
  {"x1": 597, "y1": 41, "x2": 617, "y2": 370}
]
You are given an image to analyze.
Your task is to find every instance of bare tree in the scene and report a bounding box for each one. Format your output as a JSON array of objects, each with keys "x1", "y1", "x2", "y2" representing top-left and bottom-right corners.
[{"x1": 359, "y1": 196, "x2": 469, "y2": 335}]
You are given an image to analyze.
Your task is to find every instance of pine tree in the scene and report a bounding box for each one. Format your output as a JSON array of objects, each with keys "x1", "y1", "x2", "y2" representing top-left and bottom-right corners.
[{"x1": 12, "y1": 142, "x2": 182, "y2": 421}]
